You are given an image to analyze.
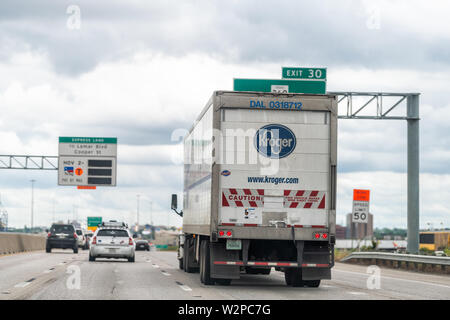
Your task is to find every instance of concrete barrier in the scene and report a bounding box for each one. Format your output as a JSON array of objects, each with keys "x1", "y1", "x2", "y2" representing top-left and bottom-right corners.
[{"x1": 0, "y1": 232, "x2": 46, "y2": 255}]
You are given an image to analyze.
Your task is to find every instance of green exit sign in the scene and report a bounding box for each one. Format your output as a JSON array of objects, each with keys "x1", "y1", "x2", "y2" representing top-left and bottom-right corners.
[
  {"x1": 282, "y1": 67, "x2": 327, "y2": 80},
  {"x1": 233, "y1": 78, "x2": 326, "y2": 94},
  {"x1": 87, "y1": 216, "x2": 102, "y2": 227}
]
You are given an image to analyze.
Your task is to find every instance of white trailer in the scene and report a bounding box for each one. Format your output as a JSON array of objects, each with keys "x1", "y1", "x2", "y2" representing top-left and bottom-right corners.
[{"x1": 171, "y1": 91, "x2": 337, "y2": 287}]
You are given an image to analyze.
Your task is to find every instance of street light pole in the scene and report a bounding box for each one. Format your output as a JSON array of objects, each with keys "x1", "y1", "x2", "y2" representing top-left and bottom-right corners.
[
  {"x1": 149, "y1": 200, "x2": 153, "y2": 225},
  {"x1": 30, "y1": 179, "x2": 36, "y2": 231},
  {"x1": 136, "y1": 195, "x2": 140, "y2": 228}
]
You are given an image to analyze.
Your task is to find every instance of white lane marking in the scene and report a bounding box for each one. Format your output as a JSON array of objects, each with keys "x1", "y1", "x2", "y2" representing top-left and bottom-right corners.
[
  {"x1": 333, "y1": 269, "x2": 450, "y2": 289},
  {"x1": 321, "y1": 285, "x2": 335, "y2": 288},
  {"x1": 43, "y1": 270, "x2": 53, "y2": 274},
  {"x1": 152, "y1": 264, "x2": 159, "y2": 268},
  {"x1": 348, "y1": 291, "x2": 366, "y2": 295},
  {"x1": 114, "y1": 269, "x2": 119, "y2": 273},
  {"x1": 179, "y1": 285, "x2": 192, "y2": 291},
  {"x1": 161, "y1": 271, "x2": 171, "y2": 276},
  {"x1": 14, "y1": 282, "x2": 31, "y2": 288}
]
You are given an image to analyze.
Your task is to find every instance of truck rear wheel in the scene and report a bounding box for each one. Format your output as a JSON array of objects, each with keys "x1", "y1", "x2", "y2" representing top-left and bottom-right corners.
[
  {"x1": 200, "y1": 240, "x2": 214, "y2": 285},
  {"x1": 179, "y1": 258, "x2": 184, "y2": 270},
  {"x1": 215, "y1": 278, "x2": 232, "y2": 286},
  {"x1": 305, "y1": 280, "x2": 321, "y2": 288},
  {"x1": 183, "y1": 238, "x2": 194, "y2": 273}
]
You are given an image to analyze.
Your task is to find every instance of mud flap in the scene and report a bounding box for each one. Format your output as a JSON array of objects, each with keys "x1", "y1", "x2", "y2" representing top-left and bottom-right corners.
[
  {"x1": 302, "y1": 267, "x2": 331, "y2": 280},
  {"x1": 210, "y1": 242, "x2": 240, "y2": 279}
]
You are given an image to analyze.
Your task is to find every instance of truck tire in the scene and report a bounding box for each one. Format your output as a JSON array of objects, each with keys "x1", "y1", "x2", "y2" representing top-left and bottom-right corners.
[
  {"x1": 305, "y1": 280, "x2": 321, "y2": 288},
  {"x1": 200, "y1": 240, "x2": 214, "y2": 285},
  {"x1": 46, "y1": 245, "x2": 51, "y2": 253},
  {"x1": 215, "y1": 279, "x2": 232, "y2": 286},
  {"x1": 179, "y1": 258, "x2": 184, "y2": 270},
  {"x1": 284, "y1": 269, "x2": 292, "y2": 285},
  {"x1": 128, "y1": 255, "x2": 135, "y2": 263},
  {"x1": 183, "y1": 245, "x2": 193, "y2": 273},
  {"x1": 285, "y1": 268, "x2": 304, "y2": 287},
  {"x1": 184, "y1": 238, "x2": 198, "y2": 273},
  {"x1": 89, "y1": 254, "x2": 95, "y2": 262},
  {"x1": 73, "y1": 246, "x2": 78, "y2": 254}
]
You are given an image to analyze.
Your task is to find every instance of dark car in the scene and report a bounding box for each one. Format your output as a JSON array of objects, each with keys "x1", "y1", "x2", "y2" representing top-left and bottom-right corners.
[
  {"x1": 46, "y1": 224, "x2": 78, "y2": 253},
  {"x1": 135, "y1": 239, "x2": 150, "y2": 251}
]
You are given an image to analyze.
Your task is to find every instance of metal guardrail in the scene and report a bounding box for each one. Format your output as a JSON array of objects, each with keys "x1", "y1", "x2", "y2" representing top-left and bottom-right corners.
[{"x1": 341, "y1": 252, "x2": 450, "y2": 266}]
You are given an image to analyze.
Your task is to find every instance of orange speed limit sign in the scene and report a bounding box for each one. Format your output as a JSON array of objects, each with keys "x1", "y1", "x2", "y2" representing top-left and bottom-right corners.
[
  {"x1": 75, "y1": 168, "x2": 83, "y2": 176},
  {"x1": 353, "y1": 189, "x2": 370, "y2": 202}
]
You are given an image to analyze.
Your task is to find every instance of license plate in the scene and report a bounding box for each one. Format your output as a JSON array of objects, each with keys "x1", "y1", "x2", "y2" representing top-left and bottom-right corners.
[
  {"x1": 226, "y1": 239, "x2": 242, "y2": 250},
  {"x1": 108, "y1": 248, "x2": 117, "y2": 253}
]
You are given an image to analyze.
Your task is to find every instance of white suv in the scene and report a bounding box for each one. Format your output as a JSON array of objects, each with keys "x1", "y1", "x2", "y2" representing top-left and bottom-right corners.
[
  {"x1": 89, "y1": 221, "x2": 135, "y2": 262},
  {"x1": 75, "y1": 229, "x2": 88, "y2": 250}
]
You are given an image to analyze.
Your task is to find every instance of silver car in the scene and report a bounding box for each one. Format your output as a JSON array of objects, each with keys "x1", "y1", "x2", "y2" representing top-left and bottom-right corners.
[{"x1": 89, "y1": 223, "x2": 135, "y2": 262}]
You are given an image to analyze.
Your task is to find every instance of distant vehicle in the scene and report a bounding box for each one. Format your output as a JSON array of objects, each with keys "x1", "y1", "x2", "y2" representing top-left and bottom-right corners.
[
  {"x1": 419, "y1": 231, "x2": 450, "y2": 251},
  {"x1": 89, "y1": 221, "x2": 135, "y2": 262},
  {"x1": 85, "y1": 231, "x2": 94, "y2": 248},
  {"x1": 170, "y1": 91, "x2": 337, "y2": 287},
  {"x1": 46, "y1": 223, "x2": 78, "y2": 253},
  {"x1": 75, "y1": 229, "x2": 88, "y2": 250},
  {"x1": 135, "y1": 239, "x2": 150, "y2": 251}
]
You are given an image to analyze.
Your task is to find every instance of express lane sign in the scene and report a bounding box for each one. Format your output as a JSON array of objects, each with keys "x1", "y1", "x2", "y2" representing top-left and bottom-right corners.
[{"x1": 58, "y1": 137, "x2": 117, "y2": 187}]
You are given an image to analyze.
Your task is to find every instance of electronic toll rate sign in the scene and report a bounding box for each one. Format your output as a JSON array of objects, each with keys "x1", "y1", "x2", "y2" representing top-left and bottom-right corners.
[{"x1": 58, "y1": 137, "x2": 117, "y2": 187}]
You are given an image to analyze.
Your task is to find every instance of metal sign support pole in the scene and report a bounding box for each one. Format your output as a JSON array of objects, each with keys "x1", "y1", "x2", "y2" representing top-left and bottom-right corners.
[{"x1": 407, "y1": 95, "x2": 420, "y2": 254}]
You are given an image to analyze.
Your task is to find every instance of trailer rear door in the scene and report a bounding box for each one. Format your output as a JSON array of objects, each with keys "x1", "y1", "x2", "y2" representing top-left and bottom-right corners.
[{"x1": 218, "y1": 106, "x2": 331, "y2": 230}]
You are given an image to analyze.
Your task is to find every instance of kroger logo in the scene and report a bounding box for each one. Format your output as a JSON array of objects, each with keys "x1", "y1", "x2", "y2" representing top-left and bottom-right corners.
[
  {"x1": 254, "y1": 124, "x2": 296, "y2": 159},
  {"x1": 221, "y1": 170, "x2": 231, "y2": 176}
]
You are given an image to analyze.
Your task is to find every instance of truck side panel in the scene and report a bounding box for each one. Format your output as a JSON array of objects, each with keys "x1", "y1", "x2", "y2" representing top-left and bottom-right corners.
[{"x1": 183, "y1": 103, "x2": 213, "y2": 234}]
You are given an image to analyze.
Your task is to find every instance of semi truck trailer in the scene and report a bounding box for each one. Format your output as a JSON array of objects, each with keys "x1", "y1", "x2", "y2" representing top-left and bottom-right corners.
[{"x1": 171, "y1": 91, "x2": 337, "y2": 287}]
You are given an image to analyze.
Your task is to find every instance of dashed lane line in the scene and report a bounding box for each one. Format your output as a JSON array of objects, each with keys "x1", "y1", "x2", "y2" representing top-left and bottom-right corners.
[
  {"x1": 14, "y1": 282, "x2": 31, "y2": 288},
  {"x1": 348, "y1": 291, "x2": 367, "y2": 295},
  {"x1": 14, "y1": 278, "x2": 36, "y2": 288},
  {"x1": 176, "y1": 281, "x2": 192, "y2": 292}
]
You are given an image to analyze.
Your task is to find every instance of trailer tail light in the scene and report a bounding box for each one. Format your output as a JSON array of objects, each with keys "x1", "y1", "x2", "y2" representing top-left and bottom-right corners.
[
  {"x1": 313, "y1": 232, "x2": 329, "y2": 240},
  {"x1": 47, "y1": 232, "x2": 51, "y2": 238},
  {"x1": 73, "y1": 233, "x2": 78, "y2": 239},
  {"x1": 129, "y1": 237, "x2": 134, "y2": 246},
  {"x1": 218, "y1": 230, "x2": 232, "y2": 238},
  {"x1": 91, "y1": 236, "x2": 97, "y2": 245}
]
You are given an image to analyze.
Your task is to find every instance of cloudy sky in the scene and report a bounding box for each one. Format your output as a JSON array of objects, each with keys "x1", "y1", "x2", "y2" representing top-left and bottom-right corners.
[{"x1": 0, "y1": 0, "x2": 449, "y2": 230}]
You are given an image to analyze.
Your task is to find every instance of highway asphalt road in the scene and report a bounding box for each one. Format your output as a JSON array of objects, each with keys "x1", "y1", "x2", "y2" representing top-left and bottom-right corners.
[{"x1": 0, "y1": 250, "x2": 449, "y2": 300}]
